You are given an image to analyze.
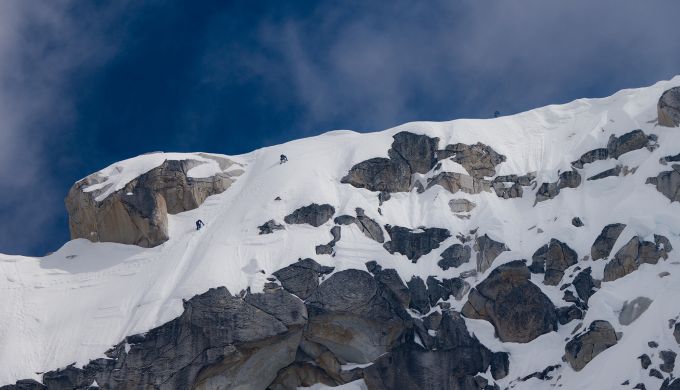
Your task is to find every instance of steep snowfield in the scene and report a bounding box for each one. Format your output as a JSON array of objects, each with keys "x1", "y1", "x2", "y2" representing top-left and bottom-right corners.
[{"x1": 1, "y1": 76, "x2": 680, "y2": 388}]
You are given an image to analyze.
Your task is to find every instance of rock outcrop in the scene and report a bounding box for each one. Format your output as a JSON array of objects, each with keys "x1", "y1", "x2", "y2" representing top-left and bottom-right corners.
[
  {"x1": 284, "y1": 203, "x2": 335, "y2": 227},
  {"x1": 449, "y1": 198, "x2": 477, "y2": 213},
  {"x1": 647, "y1": 164, "x2": 680, "y2": 203},
  {"x1": 273, "y1": 258, "x2": 334, "y2": 299},
  {"x1": 535, "y1": 170, "x2": 581, "y2": 203},
  {"x1": 658, "y1": 87, "x2": 680, "y2": 127},
  {"x1": 363, "y1": 311, "x2": 496, "y2": 390},
  {"x1": 603, "y1": 235, "x2": 672, "y2": 281},
  {"x1": 334, "y1": 208, "x2": 384, "y2": 243},
  {"x1": 258, "y1": 219, "x2": 285, "y2": 234},
  {"x1": 65, "y1": 157, "x2": 242, "y2": 247},
  {"x1": 15, "y1": 287, "x2": 306, "y2": 390},
  {"x1": 572, "y1": 267, "x2": 596, "y2": 304},
  {"x1": 591, "y1": 223, "x2": 626, "y2": 260},
  {"x1": 425, "y1": 172, "x2": 490, "y2": 195},
  {"x1": 606, "y1": 130, "x2": 655, "y2": 159},
  {"x1": 383, "y1": 225, "x2": 451, "y2": 262},
  {"x1": 438, "y1": 243, "x2": 472, "y2": 270},
  {"x1": 474, "y1": 234, "x2": 509, "y2": 273},
  {"x1": 564, "y1": 320, "x2": 618, "y2": 371},
  {"x1": 436, "y1": 142, "x2": 506, "y2": 178},
  {"x1": 462, "y1": 260, "x2": 557, "y2": 343},
  {"x1": 341, "y1": 132, "x2": 439, "y2": 192},
  {"x1": 618, "y1": 297, "x2": 653, "y2": 326},
  {"x1": 305, "y1": 269, "x2": 410, "y2": 363},
  {"x1": 529, "y1": 239, "x2": 578, "y2": 285},
  {"x1": 316, "y1": 226, "x2": 341, "y2": 255}
]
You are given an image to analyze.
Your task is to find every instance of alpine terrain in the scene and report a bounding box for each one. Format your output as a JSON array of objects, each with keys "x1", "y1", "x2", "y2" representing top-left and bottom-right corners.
[{"x1": 2, "y1": 77, "x2": 680, "y2": 390}]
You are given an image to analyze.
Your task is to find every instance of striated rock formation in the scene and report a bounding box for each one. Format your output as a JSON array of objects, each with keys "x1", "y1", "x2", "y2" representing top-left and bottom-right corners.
[
  {"x1": 383, "y1": 225, "x2": 451, "y2": 262},
  {"x1": 462, "y1": 260, "x2": 557, "y2": 343},
  {"x1": 658, "y1": 87, "x2": 680, "y2": 127},
  {"x1": 66, "y1": 157, "x2": 242, "y2": 247},
  {"x1": 284, "y1": 203, "x2": 335, "y2": 227},
  {"x1": 564, "y1": 320, "x2": 618, "y2": 371}
]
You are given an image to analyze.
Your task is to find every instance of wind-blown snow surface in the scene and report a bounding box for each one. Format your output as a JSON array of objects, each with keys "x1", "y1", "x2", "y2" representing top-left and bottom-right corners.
[{"x1": 1, "y1": 76, "x2": 680, "y2": 388}]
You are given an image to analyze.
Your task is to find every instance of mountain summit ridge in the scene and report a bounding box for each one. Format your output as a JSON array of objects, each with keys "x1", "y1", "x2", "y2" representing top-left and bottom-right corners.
[{"x1": 1, "y1": 77, "x2": 680, "y2": 389}]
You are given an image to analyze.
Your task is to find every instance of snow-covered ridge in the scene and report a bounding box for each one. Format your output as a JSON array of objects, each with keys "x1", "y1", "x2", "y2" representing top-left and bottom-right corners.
[
  {"x1": 80, "y1": 152, "x2": 244, "y2": 202},
  {"x1": 0, "y1": 76, "x2": 679, "y2": 389}
]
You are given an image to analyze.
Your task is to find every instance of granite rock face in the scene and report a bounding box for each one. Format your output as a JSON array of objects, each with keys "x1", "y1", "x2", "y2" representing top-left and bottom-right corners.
[
  {"x1": 438, "y1": 243, "x2": 472, "y2": 270},
  {"x1": 273, "y1": 258, "x2": 335, "y2": 300},
  {"x1": 474, "y1": 234, "x2": 509, "y2": 273},
  {"x1": 341, "y1": 131, "x2": 439, "y2": 192},
  {"x1": 603, "y1": 235, "x2": 672, "y2": 281},
  {"x1": 284, "y1": 203, "x2": 336, "y2": 227},
  {"x1": 647, "y1": 164, "x2": 680, "y2": 203},
  {"x1": 462, "y1": 260, "x2": 557, "y2": 343},
  {"x1": 383, "y1": 225, "x2": 451, "y2": 262},
  {"x1": 305, "y1": 269, "x2": 410, "y2": 363},
  {"x1": 591, "y1": 223, "x2": 627, "y2": 260},
  {"x1": 65, "y1": 157, "x2": 242, "y2": 247},
  {"x1": 363, "y1": 311, "x2": 495, "y2": 390},
  {"x1": 19, "y1": 287, "x2": 306, "y2": 390},
  {"x1": 658, "y1": 87, "x2": 680, "y2": 127},
  {"x1": 529, "y1": 239, "x2": 578, "y2": 286},
  {"x1": 564, "y1": 320, "x2": 618, "y2": 371}
]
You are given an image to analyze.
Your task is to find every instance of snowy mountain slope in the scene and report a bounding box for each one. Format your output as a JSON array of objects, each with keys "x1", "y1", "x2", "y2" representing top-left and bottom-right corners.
[{"x1": 1, "y1": 76, "x2": 680, "y2": 389}]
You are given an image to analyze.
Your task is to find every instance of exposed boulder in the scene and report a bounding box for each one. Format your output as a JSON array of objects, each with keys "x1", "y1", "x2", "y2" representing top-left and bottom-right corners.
[
  {"x1": 354, "y1": 208, "x2": 385, "y2": 243},
  {"x1": 425, "y1": 172, "x2": 490, "y2": 195},
  {"x1": 572, "y1": 217, "x2": 584, "y2": 227},
  {"x1": 65, "y1": 157, "x2": 242, "y2": 248},
  {"x1": 284, "y1": 203, "x2": 335, "y2": 227},
  {"x1": 258, "y1": 219, "x2": 285, "y2": 235},
  {"x1": 603, "y1": 235, "x2": 672, "y2": 281},
  {"x1": 363, "y1": 311, "x2": 495, "y2": 390},
  {"x1": 529, "y1": 239, "x2": 578, "y2": 285},
  {"x1": 305, "y1": 269, "x2": 410, "y2": 363},
  {"x1": 437, "y1": 142, "x2": 506, "y2": 179},
  {"x1": 661, "y1": 152, "x2": 680, "y2": 165},
  {"x1": 639, "y1": 353, "x2": 652, "y2": 369},
  {"x1": 462, "y1": 260, "x2": 557, "y2": 343},
  {"x1": 316, "y1": 226, "x2": 341, "y2": 255},
  {"x1": 591, "y1": 223, "x2": 627, "y2": 260},
  {"x1": 607, "y1": 130, "x2": 655, "y2": 159},
  {"x1": 449, "y1": 198, "x2": 477, "y2": 213},
  {"x1": 273, "y1": 258, "x2": 334, "y2": 299},
  {"x1": 646, "y1": 164, "x2": 680, "y2": 203},
  {"x1": 438, "y1": 244, "x2": 472, "y2": 270},
  {"x1": 660, "y1": 350, "x2": 677, "y2": 373},
  {"x1": 341, "y1": 131, "x2": 438, "y2": 192},
  {"x1": 474, "y1": 234, "x2": 509, "y2": 273},
  {"x1": 535, "y1": 170, "x2": 581, "y2": 203},
  {"x1": 490, "y1": 352, "x2": 510, "y2": 380},
  {"x1": 618, "y1": 297, "x2": 653, "y2": 326},
  {"x1": 572, "y1": 267, "x2": 596, "y2": 304},
  {"x1": 557, "y1": 305, "x2": 584, "y2": 325},
  {"x1": 491, "y1": 173, "x2": 535, "y2": 199},
  {"x1": 564, "y1": 320, "x2": 618, "y2": 371},
  {"x1": 383, "y1": 225, "x2": 451, "y2": 262},
  {"x1": 587, "y1": 165, "x2": 622, "y2": 181},
  {"x1": 572, "y1": 148, "x2": 609, "y2": 168},
  {"x1": 658, "y1": 87, "x2": 680, "y2": 127}
]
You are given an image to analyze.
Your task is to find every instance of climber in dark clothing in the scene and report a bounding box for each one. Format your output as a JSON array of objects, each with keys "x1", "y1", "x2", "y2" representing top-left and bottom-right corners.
[
  {"x1": 195, "y1": 220, "x2": 205, "y2": 230},
  {"x1": 280, "y1": 154, "x2": 288, "y2": 164}
]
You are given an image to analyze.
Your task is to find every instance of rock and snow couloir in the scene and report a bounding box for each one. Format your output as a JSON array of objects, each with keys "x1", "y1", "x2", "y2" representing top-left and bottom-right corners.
[{"x1": 1, "y1": 78, "x2": 680, "y2": 389}]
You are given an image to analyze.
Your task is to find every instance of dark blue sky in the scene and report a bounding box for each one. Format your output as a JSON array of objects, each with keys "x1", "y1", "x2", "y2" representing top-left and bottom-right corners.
[{"x1": 1, "y1": 0, "x2": 680, "y2": 256}]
